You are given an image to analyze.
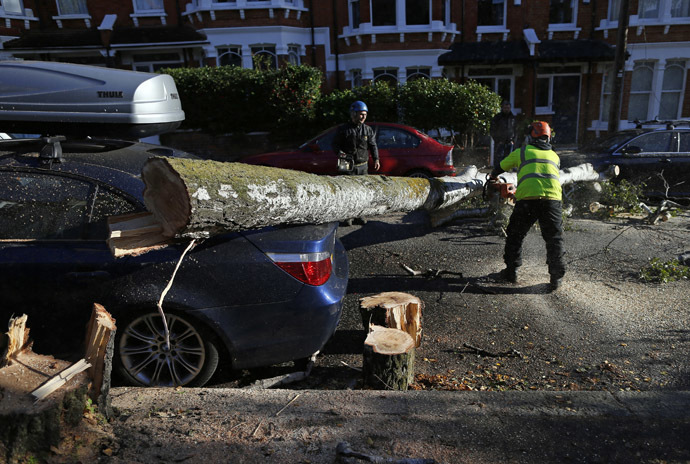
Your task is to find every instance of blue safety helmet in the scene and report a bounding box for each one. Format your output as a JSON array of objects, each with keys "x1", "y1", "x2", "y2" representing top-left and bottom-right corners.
[{"x1": 350, "y1": 100, "x2": 368, "y2": 113}]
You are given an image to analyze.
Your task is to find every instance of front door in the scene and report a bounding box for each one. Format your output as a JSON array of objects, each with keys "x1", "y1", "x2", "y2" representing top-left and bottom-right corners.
[{"x1": 552, "y1": 76, "x2": 580, "y2": 145}]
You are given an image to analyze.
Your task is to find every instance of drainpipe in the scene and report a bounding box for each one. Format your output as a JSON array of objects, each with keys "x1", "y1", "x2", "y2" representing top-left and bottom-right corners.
[
  {"x1": 309, "y1": 0, "x2": 317, "y2": 66},
  {"x1": 332, "y1": 0, "x2": 341, "y2": 88},
  {"x1": 608, "y1": 0, "x2": 629, "y2": 134}
]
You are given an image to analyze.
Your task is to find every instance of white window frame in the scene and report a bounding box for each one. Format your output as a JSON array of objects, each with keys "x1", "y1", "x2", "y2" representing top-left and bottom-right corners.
[
  {"x1": 217, "y1": 46, "x2": 243, "y2": 67},
  {"x1": 56, "y1": 0, "x2": 88, "y2": 16},
  {"x1": 659, "y1": 60, "x2": 687, "y2": 120},
  {"x1": 405, "y1": 66, "x2": 431, "y2": 82},
  {"x1": 251, "y1": 44, "x2": 278, "y2": 69},
  {"x1": 627, "y1": 61, "x2": 656, "y2": 122},
  {"x1": 348, "y1": 0, "x2": 360, "y2": 29},
  {"x1": 476, "y1": 0, "x2": 508, "y2": 33},
  {"x1": 131, "y1": 52, "x2": 184, "y2": 73},
  {"x1": 372, "y1": 67, "x2": 399, "y2": 84},
  {"x1": 367, "y1": 0, "x2": 432, "y2": 30},
  {"x1": 599, "y1": 65, "x2": 615, "y2": 123},
  {"x1": 287, "y1": 44, "x2": 301, "y2": 65},
  {"x1": 547, "y1": 0, "x2": 582, "y2": 37},
  {"x1": 466, "y1": 66, "x2": 516, "y2": 110},
  {"x1": 630, "y1": 0, "x2": 690, "y2": 26},
  {"x1": 536, "y1": 68, "x2": 581, "y2": 115},
  {"x1": 351, "y1": 69, "x2": 363, "y2": 88},
  {"x1": 132, "y1": 0, "x2": 165, "y2": 14},
  {"x1": 1, "y1": 0, "x2": 25, "y2": 15}
]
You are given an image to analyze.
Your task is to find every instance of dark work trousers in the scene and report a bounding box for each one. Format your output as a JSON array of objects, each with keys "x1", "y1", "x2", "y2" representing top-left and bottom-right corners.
[{"x1": 504, "y1": 199, "x2": 566, "y2": 279}]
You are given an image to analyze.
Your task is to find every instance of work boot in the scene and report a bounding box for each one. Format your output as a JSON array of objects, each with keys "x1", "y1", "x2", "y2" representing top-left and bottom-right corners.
[
  {"x1": 499, "y1": 267, "x2": 517, "y2": 283},
  {"x1": 548, "y1": 276, "x2": 563, "y2": 292}
]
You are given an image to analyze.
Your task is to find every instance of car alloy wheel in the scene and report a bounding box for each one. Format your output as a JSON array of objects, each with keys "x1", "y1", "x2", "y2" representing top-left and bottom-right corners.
[
  {"x1": 117, "y1": 311, "x2": 219, "y2": 387},
  {"x1": 407, "y1": 170, "x2": 432, "y2": 179}
]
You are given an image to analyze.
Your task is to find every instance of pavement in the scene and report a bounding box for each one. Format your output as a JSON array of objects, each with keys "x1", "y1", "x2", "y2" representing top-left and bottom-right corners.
[{"x1": 109, "y1": 387, "x2": 690, "y2": 463}]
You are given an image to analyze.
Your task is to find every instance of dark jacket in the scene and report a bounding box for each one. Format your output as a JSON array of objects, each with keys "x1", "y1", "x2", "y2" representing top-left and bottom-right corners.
[
  {"x1": 332, "y1": 122, "x2": 379, "y2": 165},
  {"x1": 490, "y1": 111, "x2": 517, "y2": 144}
]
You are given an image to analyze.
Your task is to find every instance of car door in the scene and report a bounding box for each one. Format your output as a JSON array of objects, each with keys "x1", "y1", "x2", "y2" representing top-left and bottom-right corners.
[
  {"x1": 0, "y1": 169, "x2": 138, "y2": 356},
  {"x1": 374, "y1": 125, "x2": 421, "y2": 176},
  {"x1": 670, "y1": 130, "x2": 690, "y2": 197},
  {"x1": 297, "y1": 129, "x2": 339, "y2": 174},
  {"x1": 612, "y1": 131, "x2": 676, "y2": 196}
]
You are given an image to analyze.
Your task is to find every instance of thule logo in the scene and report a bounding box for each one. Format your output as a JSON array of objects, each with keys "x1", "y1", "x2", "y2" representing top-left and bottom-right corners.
[
  {"x1": 97, "y1": 91, "x2": 124, "y2": 98},
  {"x1": 170, "y1": 93, "x2": 179, "y2": 100}
]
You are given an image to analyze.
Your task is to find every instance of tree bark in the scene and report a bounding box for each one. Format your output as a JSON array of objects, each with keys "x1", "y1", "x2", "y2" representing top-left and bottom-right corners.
[
  {"x1": 362, "y1": 326, "x2": 415, "y2": 390},
  {"x1": 109, "y1": 159, "x2": 619, "y2": 257},
  {"x1": 359, "y1": 292, "x2": 423, "y2": 347}
]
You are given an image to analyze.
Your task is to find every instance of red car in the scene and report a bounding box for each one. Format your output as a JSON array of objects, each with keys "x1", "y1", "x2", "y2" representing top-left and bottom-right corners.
[{"x1": 241, "y1": 122, "x2": 456, "y2": 178}]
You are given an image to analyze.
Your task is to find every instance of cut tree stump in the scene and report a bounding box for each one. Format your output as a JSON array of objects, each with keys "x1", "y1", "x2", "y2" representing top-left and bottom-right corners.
[
  {"x1": 359, "y1": 292, "x2": 423, "y2": 347},
  {"x1": 108, "y1": 159, "x2": 619, "y2": 257},
  {"x1": 362, "y1": 325, "x2": 415, "y2": 390},
  {"x1": 84, "y1": 303, "x2": 116, "y2": 417},
  {"x1": 1, "y1": 311, "x2": 115, "y2": 463},
  {"x1": 0, "y1": 347, "x2": 91, "y2": 462},
  {"x1": 1, "y1": 314, "x2": 30, "y2": 368}
]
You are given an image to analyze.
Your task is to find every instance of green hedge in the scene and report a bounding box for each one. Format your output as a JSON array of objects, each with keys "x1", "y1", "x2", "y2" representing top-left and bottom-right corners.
[{"x1": 162, "y1": 65, "x2": 500, "y2": 144}]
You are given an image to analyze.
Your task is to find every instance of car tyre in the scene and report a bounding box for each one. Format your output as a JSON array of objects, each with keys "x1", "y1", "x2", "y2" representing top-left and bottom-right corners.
[
  {"x1": 115, "y1": 310, "x2": 220, "y2": 387},
  {"x1": 406, "y1": 169, "x2": 433, "y2": 179}
]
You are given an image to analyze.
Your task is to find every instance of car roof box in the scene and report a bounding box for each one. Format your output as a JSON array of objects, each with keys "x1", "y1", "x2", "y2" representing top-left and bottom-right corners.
[{"x1": 0, "y1": 61, "x2": 185, "y2": 138}]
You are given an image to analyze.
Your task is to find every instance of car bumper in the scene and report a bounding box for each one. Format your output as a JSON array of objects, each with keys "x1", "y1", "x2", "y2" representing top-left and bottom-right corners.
[{"x1": 190, "y1": 239, "x2": 348, "y2": 369}]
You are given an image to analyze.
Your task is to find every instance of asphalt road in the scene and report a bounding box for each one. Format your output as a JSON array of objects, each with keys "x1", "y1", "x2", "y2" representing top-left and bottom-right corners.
[{"x1": 214, "y1": 208, "x2": 690, "y2": 392}]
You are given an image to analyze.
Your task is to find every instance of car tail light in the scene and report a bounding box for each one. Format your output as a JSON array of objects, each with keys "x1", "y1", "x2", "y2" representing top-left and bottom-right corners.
[
  {"x1": 266, "y1": 251, "x2": 333, "y2": 286},
  {"x1": 445, "y1": 148, "x2": 454, "y2": 167}
]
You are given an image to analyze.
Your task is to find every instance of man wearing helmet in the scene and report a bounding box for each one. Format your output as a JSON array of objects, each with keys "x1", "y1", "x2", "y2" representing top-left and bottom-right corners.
[
  {"x1": 333, "y1": 100, "x2": 381, "y2": 175},
  {"x1": 333, "y1": 100, "x2": 381, "y2": 225},
  {"x1": 489, "y1": 121, "x2": 565, "y2": 292}
]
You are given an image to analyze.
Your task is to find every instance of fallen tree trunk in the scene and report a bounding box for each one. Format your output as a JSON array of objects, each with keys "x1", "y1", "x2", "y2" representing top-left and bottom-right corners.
[{"x1": 109, "y1": 159, "x2": 618, "y2": 256}]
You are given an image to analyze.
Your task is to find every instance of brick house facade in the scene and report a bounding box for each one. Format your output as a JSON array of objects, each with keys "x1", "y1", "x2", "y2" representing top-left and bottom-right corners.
[{"x1": 1, "y1": 0, "x2": 689, "y2": 145}]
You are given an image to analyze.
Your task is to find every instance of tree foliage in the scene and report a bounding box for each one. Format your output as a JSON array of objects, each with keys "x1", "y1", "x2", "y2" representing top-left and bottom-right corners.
[{"x1": 163, "y1": 64, "x2": 500, "y2": 145}]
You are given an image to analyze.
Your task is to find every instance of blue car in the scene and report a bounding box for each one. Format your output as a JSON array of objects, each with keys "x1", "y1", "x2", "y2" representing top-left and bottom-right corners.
[{"x1": 0, "y1": 136, "x2": 348, "y2": 387}]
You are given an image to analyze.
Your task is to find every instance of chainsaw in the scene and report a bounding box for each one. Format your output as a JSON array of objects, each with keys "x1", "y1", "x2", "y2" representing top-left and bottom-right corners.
[{"x1": 485, "y1": 174, "x2": 516, "y2": 200}]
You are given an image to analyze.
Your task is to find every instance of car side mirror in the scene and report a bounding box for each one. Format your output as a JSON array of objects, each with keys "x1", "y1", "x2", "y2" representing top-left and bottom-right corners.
[{"x1": 620, "y1": 145, "x2": 642, "y2": 155}]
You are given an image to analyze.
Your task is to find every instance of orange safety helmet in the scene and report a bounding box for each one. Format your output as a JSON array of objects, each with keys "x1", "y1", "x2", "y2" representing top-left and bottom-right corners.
[{"x1": 528, "y1": 121, "x2": 552, "y2": 139}]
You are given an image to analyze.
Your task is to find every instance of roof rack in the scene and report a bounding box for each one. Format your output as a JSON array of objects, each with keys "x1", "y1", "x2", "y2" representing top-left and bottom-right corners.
[{"x1": 633, "y1": 119, "x2": 690, "y2": 130}]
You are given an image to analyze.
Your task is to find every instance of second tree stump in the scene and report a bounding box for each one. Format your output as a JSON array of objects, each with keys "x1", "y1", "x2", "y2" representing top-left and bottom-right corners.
[
  {"x1": 362, "y1": 326, "x2": 415, "y2": 390},
  {"x1": 359, "y1": 292, "x2": 423, "y2": 347}
]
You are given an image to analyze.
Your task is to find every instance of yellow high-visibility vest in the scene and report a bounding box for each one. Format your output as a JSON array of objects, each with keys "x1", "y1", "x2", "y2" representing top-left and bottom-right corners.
[{"x1": 500, "y1": 144, "x2": 562, "y2": 201}]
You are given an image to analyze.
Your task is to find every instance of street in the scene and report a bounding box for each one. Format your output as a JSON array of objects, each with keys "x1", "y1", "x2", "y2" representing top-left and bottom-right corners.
[{"x1": 215, "y1": 208, "x2": 690, "y2": 392}]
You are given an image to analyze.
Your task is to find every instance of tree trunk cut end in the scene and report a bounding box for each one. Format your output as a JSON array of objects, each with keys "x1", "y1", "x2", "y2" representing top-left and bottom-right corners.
[{"x1": 141, "y1": 157, "x2": 192, "y2": 238}]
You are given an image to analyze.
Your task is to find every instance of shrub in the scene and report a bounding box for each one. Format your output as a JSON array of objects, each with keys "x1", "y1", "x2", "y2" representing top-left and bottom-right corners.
[
  {"x1": 599, "y1": 179, "x2": 645, "y2": 216},
  {"x1": 640, "y1": 258, "x2": 690, "y2": 283}
]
